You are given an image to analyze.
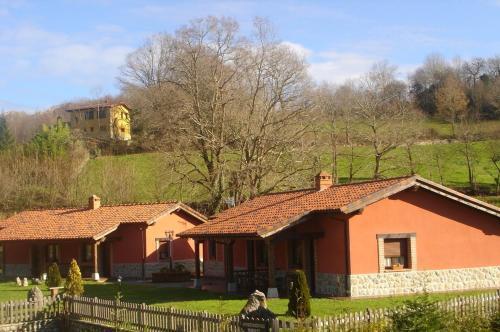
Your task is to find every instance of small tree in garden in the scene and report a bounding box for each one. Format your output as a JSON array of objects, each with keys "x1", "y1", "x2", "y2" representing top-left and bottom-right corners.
[
  {"x1": 388, "y1": 293, "x2": 448, "y2": 331},
  {"x1": 65, "y1": 259, "x2": 84, "y2": 296},
  {"x1": 287, "y1": 270, "x2": 311, "y2": 318},
  {"x1": 46, "y1": 262, "x2": 62, "y2": 287}
]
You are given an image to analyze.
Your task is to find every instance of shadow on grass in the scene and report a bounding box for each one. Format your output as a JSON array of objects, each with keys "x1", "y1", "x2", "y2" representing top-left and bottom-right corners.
[{"x1": 83, "y1": 282, "x2": 245, "y2": 305}]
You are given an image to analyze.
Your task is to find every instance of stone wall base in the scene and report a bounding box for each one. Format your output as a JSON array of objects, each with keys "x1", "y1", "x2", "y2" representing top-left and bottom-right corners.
[
  {"x1": 4, "y1": 264, "x2": 31, "y2": 277},
  {"x1": 112, "y1": 260, "x2": 198, "y2": 279},
  {"x1": 316, "y1": 273, "x2": 348, "y2": 297},
  {"x1": 350, "y1": 266, "x2": 500, "y2": 297}
]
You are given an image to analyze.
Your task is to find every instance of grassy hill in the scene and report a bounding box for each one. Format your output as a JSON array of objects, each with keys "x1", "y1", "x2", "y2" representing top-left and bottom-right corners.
[{"x1": 73, "y1": 139, "x2": 500, "y2": 207}]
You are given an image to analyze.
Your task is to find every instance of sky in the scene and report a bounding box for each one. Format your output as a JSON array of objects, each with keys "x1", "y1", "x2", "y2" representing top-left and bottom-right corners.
[{"x1": 0, "y1": 0, "x2": 499, "y2": 112}]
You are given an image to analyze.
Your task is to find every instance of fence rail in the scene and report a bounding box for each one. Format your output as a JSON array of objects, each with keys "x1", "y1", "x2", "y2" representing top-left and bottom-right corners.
[
  {"x1": 0, "y1": 296, "x2": 61, "y2": 325},
  {"x1": 0, "y1": 290, "x2": 498, "y2": 331}
]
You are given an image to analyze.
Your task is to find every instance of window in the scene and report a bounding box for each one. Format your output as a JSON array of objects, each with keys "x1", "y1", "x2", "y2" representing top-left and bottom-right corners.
[
  {"x1": 46, "y1": 244, "x2": 60, "y2": 263},
  {"x1": 288, "y1": 239, "x2": 303, "y2": 268},
  {"x1": 84, "y1": 111, "x2": 94, "y2": 120},
  {"x1": 255, "y1": 241, "x2": 267, "y2": 267},
  {"x1": 0, "y1": 244, "x2": 4, "y2": 275},
  {"x1": 98, "y1": 109, "x2": 107, "y2": 119},
  {"x1": 384, "y1": 238, "x2": 409, "y2": 270},
  {"x1": 90, "y1": 127, "x2": 94, "y2": 132},
  {"x1": 158, "y1": 240, "x2": 171, "y2": 261},
  {"x1": 81, "y1": 244, "x2": 92, "y2": 263},
  {"x1": 208, "y1": 240, "x2": 217, "y2": 259}
]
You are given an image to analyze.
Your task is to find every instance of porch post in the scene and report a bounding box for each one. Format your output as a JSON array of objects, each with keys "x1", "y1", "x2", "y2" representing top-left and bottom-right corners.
[
  {"x1": 266, "y1": 238, "x2": 278, "y2": 298},
  {"x1": 92, "y1": 242, "x2": 100, "y2": 281},
  {"x1": 193, "y1": 240, "x2": 202, "y2": 289},
  {"x1": 224, "y1": 241, "x2": 236, "y2": 293}
]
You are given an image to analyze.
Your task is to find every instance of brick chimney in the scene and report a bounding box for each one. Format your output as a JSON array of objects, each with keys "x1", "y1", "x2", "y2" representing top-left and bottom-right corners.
[
  {"x1": 315, "y1": 171, "x2": 333, "y2": 191},
  {"x1": 88, "y1": 195, "x2": 101, "y2": 210}
]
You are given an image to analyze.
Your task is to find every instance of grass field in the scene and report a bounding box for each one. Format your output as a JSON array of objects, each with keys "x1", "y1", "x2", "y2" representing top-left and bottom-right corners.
[
  {"x1": 73, "y1": 139, "x2": 500, "y2": 207},
  {"x1": 0, "y1": 281, "x2": 494, "y2": 317}
]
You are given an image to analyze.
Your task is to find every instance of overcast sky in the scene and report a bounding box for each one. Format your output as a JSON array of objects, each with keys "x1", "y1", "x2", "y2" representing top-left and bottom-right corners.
[{"x1": 1, "y1": 0, "x2": 499, "y2": 111}]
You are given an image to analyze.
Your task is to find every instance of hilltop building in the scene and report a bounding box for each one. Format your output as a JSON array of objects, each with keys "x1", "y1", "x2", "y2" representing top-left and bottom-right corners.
[{"x1": 65, "y1": 103, "x2": 132, "y2": 142}]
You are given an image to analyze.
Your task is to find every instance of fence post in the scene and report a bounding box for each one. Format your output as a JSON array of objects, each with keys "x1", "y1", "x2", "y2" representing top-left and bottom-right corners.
[
  {"x1": 271, "y1": 318, "x2": 279, "y2": 332},
  {"x1": 0, "y1": 301, "x2": 3, "y2": 325},
  {"x1": 197, "y1": 311, "x2": 204, "y2": 332},
  {"x1": 139, "y1": 303, "x2": 146, "y2": 331}
]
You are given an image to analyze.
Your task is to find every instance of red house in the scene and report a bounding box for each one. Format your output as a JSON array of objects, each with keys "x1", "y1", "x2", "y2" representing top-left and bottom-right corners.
[
  {"x1": 180, "y1": 173, "x2": 500, "y2": 297},
  {"x1": 0, "y1": 196, "x2": 206, "y2": 280}
]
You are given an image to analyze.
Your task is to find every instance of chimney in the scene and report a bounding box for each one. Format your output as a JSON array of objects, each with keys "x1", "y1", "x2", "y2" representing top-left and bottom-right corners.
[
  {"x1": 315, "y1": 172, "x2": 333, "y2": 191},
  {"x1": 88, "y1": 195, "x2": 101, "y2": 210}
]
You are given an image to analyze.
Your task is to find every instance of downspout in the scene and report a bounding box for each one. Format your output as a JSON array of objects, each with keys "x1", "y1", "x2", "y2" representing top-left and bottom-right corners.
[
  {"x1": 140, "y1": 226, "x2": 146, "y2": 280},
  {"x1": 344, "y1": 218, "x2": 351, "y2": 297}
]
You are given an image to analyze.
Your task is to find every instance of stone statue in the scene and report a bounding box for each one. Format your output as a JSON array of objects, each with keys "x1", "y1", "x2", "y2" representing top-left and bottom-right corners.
[
  {"x1": 27, "y1": 286, "x2": 44, "y2": 303},
  {"x1": 16, "y1": 277, "x2": 22, "y2": 286},
  {"x1": 22, "y1": 277, "x2": 29, "y2": 287},
  {"x1": 240, "y1": 290, "x2": 276, "y2": 319}
]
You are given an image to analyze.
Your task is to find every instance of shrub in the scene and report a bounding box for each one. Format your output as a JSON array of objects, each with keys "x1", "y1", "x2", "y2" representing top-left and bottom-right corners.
[
  {"x1": 490, "y1": 310, "x2": 500, "y2": 331},
  {"x1": 46, "y1": 262, "x2": 62, "y2": 288},
  {"x1": 287, "y1": 270, "x2": 311, "y2": 318},
  {"x1": 27, "y1": 286, "x2": 44, "y2": 302},
  {"x1": 65, "y1": 259, "x2": 84, "y2": 296},
  {"x1": 388, "y1": 293, "x2": 448, "y2": 331}
]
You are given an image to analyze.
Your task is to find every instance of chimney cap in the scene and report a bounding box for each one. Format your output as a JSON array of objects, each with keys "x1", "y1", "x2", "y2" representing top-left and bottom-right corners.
[
  {"x1": 88, "y1": 195, "x2": 101, "y2": 210},
  {"x1": 314, "y1": 171, "x2": 333, "y2": 191}
]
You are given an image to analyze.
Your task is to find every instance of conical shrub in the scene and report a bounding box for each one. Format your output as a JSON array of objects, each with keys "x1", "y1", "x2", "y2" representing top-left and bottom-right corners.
[
  {"x1": 287, "y1": 269, "x2": 311, "y2": 318},
  {"x1": 46, "y1": 262, "x2": 62, "y2": 288},
  {"x1": 65, "y1": 259, "x2": 84, "y2": 296}
]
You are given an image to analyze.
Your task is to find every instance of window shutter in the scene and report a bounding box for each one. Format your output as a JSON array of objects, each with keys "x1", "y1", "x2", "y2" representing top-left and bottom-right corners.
[{"x1": 384, "y1": 239, "x2": 407, "y2": 257}]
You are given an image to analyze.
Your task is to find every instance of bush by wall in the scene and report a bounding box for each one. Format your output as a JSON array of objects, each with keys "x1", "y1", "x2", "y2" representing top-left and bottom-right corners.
[
  {"x1": 46, "y1": 262, "x2": 62, "y2": 288},
  {"x1": 287, "y1": 269, "x2": 311, "y2": 319}
]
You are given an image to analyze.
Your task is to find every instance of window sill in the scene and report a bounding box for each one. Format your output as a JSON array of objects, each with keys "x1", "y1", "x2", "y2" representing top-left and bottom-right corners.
[{"x1": 384, "y1": 268, "x2": 413, "y2": 273}]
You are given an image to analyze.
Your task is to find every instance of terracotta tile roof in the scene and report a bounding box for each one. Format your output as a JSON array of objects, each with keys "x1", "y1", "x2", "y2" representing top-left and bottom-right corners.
[
  {"x1": 0, "y1": 201, "x2": 205, "y2": 241},
  {"x1": 180, "y1": 176, "x2": 413, "y2": 238}
]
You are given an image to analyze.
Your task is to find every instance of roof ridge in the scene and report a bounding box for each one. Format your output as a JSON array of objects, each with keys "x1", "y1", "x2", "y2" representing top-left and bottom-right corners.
[
  {"x1": 328, "y1": 175, "x2": 414, "y2": 188},
  {"x1": 17, "y1": 200, "x2": 179, "y2": 213},
  {"x1": 258, "y1": 175, "x2": 414, "y2": 197}
]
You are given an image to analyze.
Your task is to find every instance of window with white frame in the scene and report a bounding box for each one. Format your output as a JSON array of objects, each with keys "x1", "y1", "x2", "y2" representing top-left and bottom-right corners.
[{"x1": 377, "y1": 233, "x2": 416, "y2": 272}]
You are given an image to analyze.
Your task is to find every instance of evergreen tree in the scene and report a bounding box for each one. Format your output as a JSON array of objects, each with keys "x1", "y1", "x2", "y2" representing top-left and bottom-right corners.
[
  {"x1": 65, "y1": 259, "x2": 84, "y2": 296},
  {"x1": 46, "y1": 262, "x2": 63, "y2": 287},
  {"x1": 287, "y1": 270, "x2": 312, "y2": 318},
  {"x1": 0, "y1": 114, "x2": 14, "y2": 150}
]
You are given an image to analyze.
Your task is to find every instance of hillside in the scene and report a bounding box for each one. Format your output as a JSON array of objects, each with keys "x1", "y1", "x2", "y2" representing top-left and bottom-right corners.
[{"x1": 72, "y1": 139, "x2": 500, "y2": 208}]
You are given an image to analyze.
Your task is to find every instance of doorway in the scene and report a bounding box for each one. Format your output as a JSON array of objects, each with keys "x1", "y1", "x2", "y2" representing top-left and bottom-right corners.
[{"x1": 98, "y1": 242, "x2": 111, "y2": 278}]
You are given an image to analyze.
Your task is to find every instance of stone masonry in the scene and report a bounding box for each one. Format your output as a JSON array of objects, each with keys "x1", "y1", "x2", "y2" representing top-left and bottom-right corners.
[
  {"x1": 316, "y1": 272, "x2": 348, "y2": 297},
  {"x1": 350, "y1": 266, "x2": 500, "y2": 297}
]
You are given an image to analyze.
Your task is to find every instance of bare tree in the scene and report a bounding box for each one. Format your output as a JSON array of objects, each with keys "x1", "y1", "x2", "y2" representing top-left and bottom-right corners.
[
  {"x1": 228, "y1": 18, "x2": 315, "y2": 201},
  {"x1": 353, "y1": 62, "x2": 413, "y2": 179},
  {"x1": 435, "y1": 74, "x2": 468, "y2": 136}
]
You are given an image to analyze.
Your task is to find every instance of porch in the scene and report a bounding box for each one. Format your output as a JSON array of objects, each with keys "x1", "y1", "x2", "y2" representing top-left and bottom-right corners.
[
  {"x1": 192, "y1": 224, "x2": 327, "y2": 297},
  {"x1": 25, "y1": 239, "x2": 112, "y2": 280}
]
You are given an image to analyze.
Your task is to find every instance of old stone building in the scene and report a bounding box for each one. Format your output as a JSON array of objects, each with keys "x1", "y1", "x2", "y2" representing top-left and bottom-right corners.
[{"x1": 65, "y1": 103, "x2": 132, "y2": 142}]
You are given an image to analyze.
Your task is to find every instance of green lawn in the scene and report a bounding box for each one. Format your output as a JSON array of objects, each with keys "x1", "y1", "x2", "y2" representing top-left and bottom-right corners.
[
  {"x1": 0, "y1": 280, "x2": 495, "y2": 317},
  {"x1": 70, "y1": 139, "x2": 500, "y2": 207}
]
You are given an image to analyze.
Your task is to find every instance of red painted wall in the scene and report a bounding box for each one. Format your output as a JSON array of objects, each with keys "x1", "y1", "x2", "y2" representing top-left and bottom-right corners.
[
  {"x1": 4, "y1": 242, "x2": 30, "y2": 263},
  {"x1": 112, "y1": 224, "x2": 144, "y2": 263},
  {"x1": 348, "y1": 189, "x2": 500, "y2": 274},
  {"x1": 145, "y1": 210, "x2": 201, "y2": 263}
]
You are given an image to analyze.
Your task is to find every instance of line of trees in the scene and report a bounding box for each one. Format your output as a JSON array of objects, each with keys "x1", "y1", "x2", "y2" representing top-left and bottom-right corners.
[
  {"x1": 1, "y1": 16, "x2": 499, "y2": 215},
  {"x1": 117, "y1": 17, "x2": 499, "y2": 213}
]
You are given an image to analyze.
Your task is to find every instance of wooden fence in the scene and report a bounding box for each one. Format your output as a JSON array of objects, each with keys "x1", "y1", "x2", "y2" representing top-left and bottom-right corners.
[{"x1": 0, "y1": 291, "x2": 499, "y2": 331}]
